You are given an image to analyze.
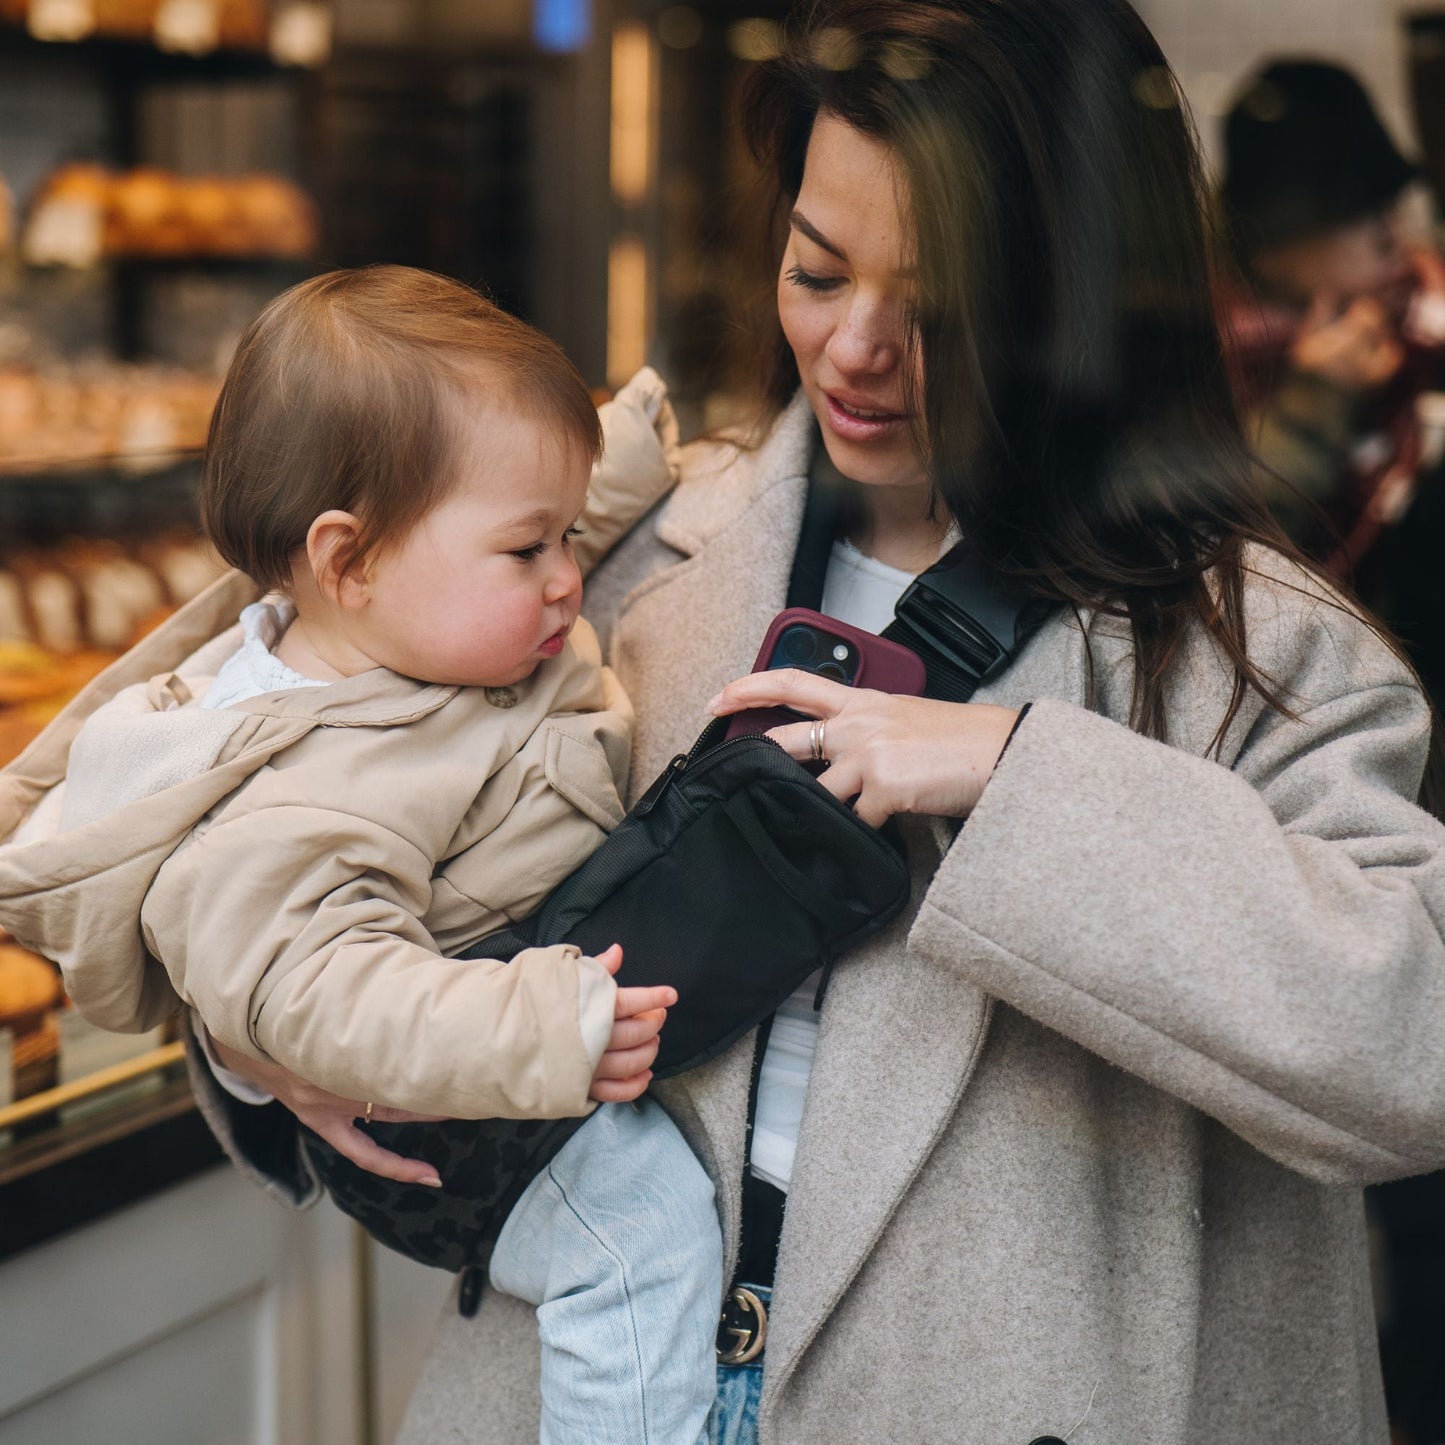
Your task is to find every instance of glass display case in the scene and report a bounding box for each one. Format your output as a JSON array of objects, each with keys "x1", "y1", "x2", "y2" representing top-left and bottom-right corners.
[{"x1": 0, "y1": 0, "x2": 324, "y2": 1257}]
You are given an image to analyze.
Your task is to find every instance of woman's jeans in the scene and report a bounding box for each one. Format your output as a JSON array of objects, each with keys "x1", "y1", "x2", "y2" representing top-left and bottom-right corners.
[{"x1": 489, "y1": 1098, "x2": 721, "y2": 1445}]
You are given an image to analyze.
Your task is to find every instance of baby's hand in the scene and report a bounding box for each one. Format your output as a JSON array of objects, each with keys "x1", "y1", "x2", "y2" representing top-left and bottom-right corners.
[{"x1": 588, "y1": 943, "x2": 676, "y2": 1104}]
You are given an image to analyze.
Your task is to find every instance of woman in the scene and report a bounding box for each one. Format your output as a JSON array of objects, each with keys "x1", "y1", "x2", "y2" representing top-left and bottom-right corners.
[{"x1": 201, "y1": 1, "x2": 1445, "y2": 1440}]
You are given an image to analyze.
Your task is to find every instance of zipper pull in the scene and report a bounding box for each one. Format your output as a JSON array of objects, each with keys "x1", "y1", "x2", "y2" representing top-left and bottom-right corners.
[{"x1": 634, "y1": 753, "x2": 688, "y2": 816}]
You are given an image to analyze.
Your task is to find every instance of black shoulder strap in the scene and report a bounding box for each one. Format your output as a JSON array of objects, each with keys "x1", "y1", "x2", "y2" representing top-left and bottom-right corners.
[
  {"x1": 728, "y1": 499, "x2": 1054, "y2": 1304},
  {"x1": 785, "y1": 470, "x2": 844, "y2": 611},
  {"x1": 882, "y1": 540, "x2": 1049, "y2": 704}
]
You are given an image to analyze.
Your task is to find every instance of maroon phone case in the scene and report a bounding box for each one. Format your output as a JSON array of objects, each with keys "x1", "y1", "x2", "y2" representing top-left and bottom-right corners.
[{"x1": 722, "y1": 606, "x2": 927, "y2": 742}]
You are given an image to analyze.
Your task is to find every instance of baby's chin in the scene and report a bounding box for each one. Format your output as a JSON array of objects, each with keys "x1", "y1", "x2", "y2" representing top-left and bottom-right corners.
[{"x1": 439, "y1": 656, "x2": 557, "y2": 690}]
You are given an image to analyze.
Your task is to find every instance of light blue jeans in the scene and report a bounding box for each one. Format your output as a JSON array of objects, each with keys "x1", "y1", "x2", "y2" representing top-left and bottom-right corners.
[{"x1": 489, "y1": 1099, "x2": 721, "y2": 1445}]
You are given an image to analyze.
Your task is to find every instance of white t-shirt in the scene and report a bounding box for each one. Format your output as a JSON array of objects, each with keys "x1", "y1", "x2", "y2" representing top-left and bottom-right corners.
[{"x1": 748, "y1": 539, "x2": 916, "y2": 1192}]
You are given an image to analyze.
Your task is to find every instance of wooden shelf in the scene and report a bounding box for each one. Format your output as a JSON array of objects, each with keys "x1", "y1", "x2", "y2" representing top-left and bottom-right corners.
[{"x1": 0, "y1": 22, "x2": 299, "y2": 77}]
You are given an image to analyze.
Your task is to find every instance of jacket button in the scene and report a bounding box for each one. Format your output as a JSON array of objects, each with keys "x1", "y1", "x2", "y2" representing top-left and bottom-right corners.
[
  {"x1": 484, "y1": 686, "x2": 518, "y2": 709},
  {"x1": 1028, "y1": 1439, "x2": 1068, "y2": 1445}
]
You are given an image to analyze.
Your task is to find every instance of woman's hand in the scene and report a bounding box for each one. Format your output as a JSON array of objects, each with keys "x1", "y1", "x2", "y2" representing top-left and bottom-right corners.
[
  {"x1": 207, "y1": 1033, "x2": 448, "y2": 1187},
  {"x1": 710, "y1": 669, "x2": 1019, "y2": 827}
]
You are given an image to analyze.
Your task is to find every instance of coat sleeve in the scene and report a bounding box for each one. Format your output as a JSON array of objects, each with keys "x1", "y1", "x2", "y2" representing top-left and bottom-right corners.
[
  {"x1": 143, "y1": 807, "x2": 616, "y2": 1120},
  {"x1": 908, "y1": 668, "x2": 1445, "y2": 1186},
  {"x1": 572, "y1": 366, "x2": 681, "y2": 578}
]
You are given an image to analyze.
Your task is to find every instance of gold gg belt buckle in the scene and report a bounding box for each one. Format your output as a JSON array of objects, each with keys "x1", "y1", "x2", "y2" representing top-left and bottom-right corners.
[{"x1": 716, "y1": 1285, "x2": 768, "y2": 1365}]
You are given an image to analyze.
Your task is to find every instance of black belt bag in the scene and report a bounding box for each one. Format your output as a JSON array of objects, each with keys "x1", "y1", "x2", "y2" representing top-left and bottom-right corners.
[{"x1": 303, "y1": 715, "x2": 911, "y2": 1278}]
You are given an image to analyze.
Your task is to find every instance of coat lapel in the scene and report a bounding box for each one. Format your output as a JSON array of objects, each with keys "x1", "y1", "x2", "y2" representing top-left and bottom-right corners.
[
  {"x1": 614, "y1": 394, "x2": 815, "y2": 1274},
  {"x1": 758, "y1": 623, "x2": 1097, "y2": 1404},
  {"x1": 610, "y1": 393, "x2": 817, "y2": 787},
  {"x1": 758, "y1": 833, "x2": 994, "y2": 1407}
]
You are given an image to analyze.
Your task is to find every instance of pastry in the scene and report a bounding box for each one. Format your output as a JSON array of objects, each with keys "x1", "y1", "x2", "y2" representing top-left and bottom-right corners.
[
  {"x1": 110, "y1": 167, "x2": 189, "y2": 256},
  {"x1": 0, "y1": 941, "x2": 64, "y2": 1036}
]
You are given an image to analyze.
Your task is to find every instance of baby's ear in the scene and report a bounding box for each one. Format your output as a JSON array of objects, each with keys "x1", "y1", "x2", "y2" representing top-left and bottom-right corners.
[{"x1": 306, "y1": 511, "x2": 367, "y2": 608}]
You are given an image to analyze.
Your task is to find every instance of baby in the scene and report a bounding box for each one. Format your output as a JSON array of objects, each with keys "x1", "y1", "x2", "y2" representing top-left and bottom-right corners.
[{"x1": 0, "y1": 267, "x2": 720, "y2": 1444}]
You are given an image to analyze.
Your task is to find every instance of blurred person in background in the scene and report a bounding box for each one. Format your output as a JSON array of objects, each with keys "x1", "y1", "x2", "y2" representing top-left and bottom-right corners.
[
  {"x1": 1220, "y1": 61, "x2": 1445, "y2": 1445},
  {"x1": 1218, "y1": 60, "x2": 1445, "y2": 696}
]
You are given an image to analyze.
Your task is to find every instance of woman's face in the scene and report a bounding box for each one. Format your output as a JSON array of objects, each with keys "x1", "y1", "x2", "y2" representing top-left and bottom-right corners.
[{"x1": 777, "y1": 113, "x2": 927, "y2": 495}]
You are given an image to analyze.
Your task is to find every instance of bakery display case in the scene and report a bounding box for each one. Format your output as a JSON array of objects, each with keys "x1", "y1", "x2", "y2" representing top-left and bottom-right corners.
[
  {"x1": 0, "y1": 0, "x2": 323, "y2": 1260},
  {"x1": 0, "y1": 9, "x2": 617, "y2": 1441},
  {"x1": 0, "y1": 10, "x2": 605, "y2": 1286}
]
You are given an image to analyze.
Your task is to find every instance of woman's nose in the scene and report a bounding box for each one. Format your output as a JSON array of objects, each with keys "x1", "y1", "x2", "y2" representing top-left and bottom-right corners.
[{"x1": 824, "y1": 294, "x2": 902, "y2": 377}]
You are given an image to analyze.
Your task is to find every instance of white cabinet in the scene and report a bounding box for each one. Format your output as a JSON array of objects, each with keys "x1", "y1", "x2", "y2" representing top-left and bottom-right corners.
[{"x1": 0, "y1": 1163, "x2": 453, "y2": 1445}]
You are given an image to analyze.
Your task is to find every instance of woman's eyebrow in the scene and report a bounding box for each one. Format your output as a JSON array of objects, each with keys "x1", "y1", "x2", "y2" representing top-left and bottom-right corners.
[
  {"x1": 790, "y1": 209, "x2": 916, "y2": 279},
  {"x1": 790, "y1": 210, "x2": 846, "y2": 261}
]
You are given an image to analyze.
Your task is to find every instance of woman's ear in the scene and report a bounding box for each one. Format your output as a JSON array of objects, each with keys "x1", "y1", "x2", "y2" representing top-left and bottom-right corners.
[{"x1": 306, "y1": 511, "x2": 368, "y2": 609}]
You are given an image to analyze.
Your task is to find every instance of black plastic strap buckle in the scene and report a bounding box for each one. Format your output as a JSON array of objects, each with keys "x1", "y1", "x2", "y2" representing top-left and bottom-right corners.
[{"x1": 883, "y1": 542, "x2": 1043, "y2": 704}]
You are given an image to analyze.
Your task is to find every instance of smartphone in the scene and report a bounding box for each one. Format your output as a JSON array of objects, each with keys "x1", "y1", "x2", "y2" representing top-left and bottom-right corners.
[{"x1": 723, "y1": 607, "x2": 926, "y2": 742}]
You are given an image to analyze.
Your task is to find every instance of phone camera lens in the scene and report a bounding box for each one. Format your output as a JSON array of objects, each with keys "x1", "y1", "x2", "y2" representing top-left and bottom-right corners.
[
  {"x1": 817, "y1": 661, "x2": 848, "y2": 682},
  {"x1": 779, "y1": 627, "x2": 818, "y2": 665}
]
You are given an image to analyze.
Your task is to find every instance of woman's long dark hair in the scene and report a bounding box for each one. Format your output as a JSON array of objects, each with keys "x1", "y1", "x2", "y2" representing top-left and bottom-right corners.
[{"x1": 740, "y1": 0, "x2": 1309, "y2": 749}]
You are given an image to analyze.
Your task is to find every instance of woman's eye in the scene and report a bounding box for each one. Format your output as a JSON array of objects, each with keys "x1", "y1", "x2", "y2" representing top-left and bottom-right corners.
[{"x1": 785, "y1": 264, "x2": 844, "y2": 294}]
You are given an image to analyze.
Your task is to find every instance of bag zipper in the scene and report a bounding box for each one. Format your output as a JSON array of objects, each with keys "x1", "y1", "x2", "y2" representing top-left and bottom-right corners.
[{"x1": 632, "y1": 729, "x2": 785, "y2": 816}]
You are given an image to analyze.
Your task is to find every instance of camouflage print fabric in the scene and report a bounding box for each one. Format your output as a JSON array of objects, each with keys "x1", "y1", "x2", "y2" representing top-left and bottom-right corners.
[{"x1": 301, "y1": 1114, "x2": 587, "y2": 1275}]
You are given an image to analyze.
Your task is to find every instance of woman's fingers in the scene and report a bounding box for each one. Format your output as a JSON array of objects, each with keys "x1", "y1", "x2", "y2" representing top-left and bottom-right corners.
[
  {"x1": 708, "y1": 667, "x2": 852, "y2": 718},
  {"x1": 312, "y1": 1115, "x2": 442, "y2": 1187},
  {"x1": 365, "y1": 1103, "x2": 448, "y2": 1125},
  {"x1": 762, "y1": 717, "x2": 825, "y2": 761}
]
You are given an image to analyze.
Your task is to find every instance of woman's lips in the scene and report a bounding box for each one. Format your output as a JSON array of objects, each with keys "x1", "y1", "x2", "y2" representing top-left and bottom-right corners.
[{"x1": 824, "y1": 391, "x2": 910, "y2": 442}]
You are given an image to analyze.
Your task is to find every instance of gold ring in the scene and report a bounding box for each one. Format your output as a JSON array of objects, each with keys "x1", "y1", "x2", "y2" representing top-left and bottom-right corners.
[
  {"x1": 809, "y1": 717, "x2": 827, "y2": 763},
  {"x1": 364, "y1": 1100, "x2": 374, "y2": 1126}
]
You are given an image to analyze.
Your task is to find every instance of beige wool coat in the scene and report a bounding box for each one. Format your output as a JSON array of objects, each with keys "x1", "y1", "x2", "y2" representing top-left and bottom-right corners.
[{"x1": 202, "y1": 389, "x2": 1445, "y2": 1444}]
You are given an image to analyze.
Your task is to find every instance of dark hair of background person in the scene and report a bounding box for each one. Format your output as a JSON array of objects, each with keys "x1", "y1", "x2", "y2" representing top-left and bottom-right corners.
[
  {"x1": 201, "y1": 265, "x2": 602, "y2": 593},
  {"x1": 1220, "y1": 59, "x2": 1419, "y2": 266},
  {"x1": 739, "y1": 0, "x2": 1325, "y2": 750}
]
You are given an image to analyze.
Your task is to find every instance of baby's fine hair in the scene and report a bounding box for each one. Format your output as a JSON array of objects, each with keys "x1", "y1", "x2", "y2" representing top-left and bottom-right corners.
[{"x1": 200, "y1": 265, "x2": 602, "y2": 591}]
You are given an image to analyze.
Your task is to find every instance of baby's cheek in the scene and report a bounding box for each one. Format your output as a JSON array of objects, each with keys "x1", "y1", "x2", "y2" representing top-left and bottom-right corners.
[{"x1": 458, "y1": 596, "x2": 536, "y2": 662}]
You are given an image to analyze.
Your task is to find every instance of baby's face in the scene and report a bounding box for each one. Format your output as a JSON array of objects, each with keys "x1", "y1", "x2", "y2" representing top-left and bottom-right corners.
[{"x1": 358, "y1": 407, "x2": 590, "y2": 688}]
